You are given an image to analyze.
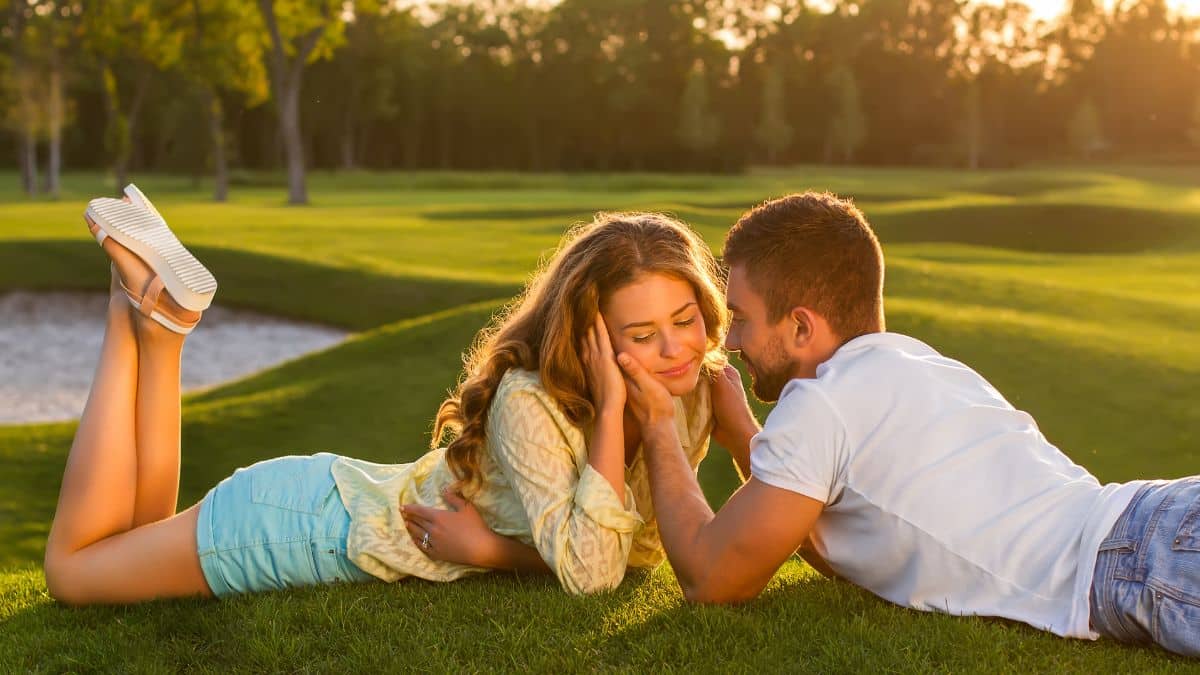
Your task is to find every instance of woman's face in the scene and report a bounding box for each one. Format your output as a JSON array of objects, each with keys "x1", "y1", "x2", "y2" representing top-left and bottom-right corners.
[{"x1": 601, "y1": 272, "x2": 708, "y2": 398}]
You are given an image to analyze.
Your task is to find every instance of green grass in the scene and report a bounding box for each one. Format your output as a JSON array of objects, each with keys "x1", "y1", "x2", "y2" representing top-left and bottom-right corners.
[{"x1": 1, "y1": 167, "x2": 1198, "y2": 671}]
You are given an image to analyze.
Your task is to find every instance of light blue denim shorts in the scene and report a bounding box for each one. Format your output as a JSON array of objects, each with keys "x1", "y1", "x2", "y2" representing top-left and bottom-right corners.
[
  {"x1": 1090, "y1": 476, "x2": 1200, "y2": 657},
  {"x1": 196, "y1": 452, "x2": 376, "y2": 597}
]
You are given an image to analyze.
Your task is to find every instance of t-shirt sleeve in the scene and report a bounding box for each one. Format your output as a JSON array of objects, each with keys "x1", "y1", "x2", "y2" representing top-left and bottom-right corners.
[{"x1": 749, "y1": 381, "x2": 848, "y2": 505}]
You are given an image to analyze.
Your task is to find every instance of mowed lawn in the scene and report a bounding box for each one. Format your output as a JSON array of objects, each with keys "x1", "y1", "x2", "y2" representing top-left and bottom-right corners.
[{"x1": 0, "y1": 167, "x2": 1197, "y2": 672}]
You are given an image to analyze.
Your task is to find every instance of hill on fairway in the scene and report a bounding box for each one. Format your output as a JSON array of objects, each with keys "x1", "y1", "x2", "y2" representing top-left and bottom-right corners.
[{"x1": 0, "y1": 167, "x2": 1197, "y2": 672}]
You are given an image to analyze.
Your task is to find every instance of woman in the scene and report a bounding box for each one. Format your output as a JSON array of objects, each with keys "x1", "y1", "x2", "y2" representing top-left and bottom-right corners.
[{"x1": 43, "y1": 186, "x2": 760, "y2": 604}]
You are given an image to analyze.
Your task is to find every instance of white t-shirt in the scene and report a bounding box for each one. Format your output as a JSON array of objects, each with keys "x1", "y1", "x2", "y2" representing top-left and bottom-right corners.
[{"x1": 750, "y1": 332, "x2": 1143, "y2": 639}]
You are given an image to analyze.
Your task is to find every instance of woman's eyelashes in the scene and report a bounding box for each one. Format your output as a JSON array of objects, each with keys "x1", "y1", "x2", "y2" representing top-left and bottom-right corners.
[{"x1": 630, "y1": 316, "x2": 697, "y2": 344}]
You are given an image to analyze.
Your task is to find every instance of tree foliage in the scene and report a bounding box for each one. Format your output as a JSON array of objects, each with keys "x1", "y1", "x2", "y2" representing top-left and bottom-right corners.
[{"x1": 2, "y1": 0, "x2": 1199, "y2": 188}]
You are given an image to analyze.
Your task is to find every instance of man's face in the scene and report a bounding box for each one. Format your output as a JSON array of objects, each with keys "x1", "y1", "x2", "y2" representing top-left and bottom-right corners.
[{"x1": 723, "y1": 265, "x2": 797, "y2": 402}]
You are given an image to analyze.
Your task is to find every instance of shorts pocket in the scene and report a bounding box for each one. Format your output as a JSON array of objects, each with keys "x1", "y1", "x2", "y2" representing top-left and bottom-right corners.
[{"x1": 249, "y1": 455, "x2": 337, "y2": 515}]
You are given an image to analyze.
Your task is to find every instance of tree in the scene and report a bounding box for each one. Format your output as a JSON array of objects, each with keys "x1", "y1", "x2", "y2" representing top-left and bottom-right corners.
[
  {"x1": 753, "y1": 64, "x2": 794, "y2": 164},
  {"x1": 1068, "y1": 98, "x2": 1105, "y2": 158},
  {"x1": 677, "y1": 62, "x2": 721, "y2": 156},
  {"x1": 256, "y1": 0, "x2": 355, "y2": 204},
  {"x1": 5, "y1": 0, "x2": 37, "y2": 195},
  {"x1": 826, "y1": 63, "x2": 865, "y2": 163},
  {"x1": 1188, "y1": 90, "x2": 1200, "y2": 149},
  {"x1": 80, "y1": 0, "x2": 186, "y2": 192},
  {"x1": 178, "y1": 0, "x2": 268, "y2": 201}
]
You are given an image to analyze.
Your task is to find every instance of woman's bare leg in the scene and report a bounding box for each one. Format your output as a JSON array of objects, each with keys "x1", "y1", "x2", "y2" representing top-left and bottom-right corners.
[
  {"x1": 43, "y1": 236, "x2": 210, "y2": 604},
  {"x1": 131, "y1": 296, "x2": 187, "y2": 524},
  {"x1": 45, "y1": 270, "x2": 140, "y2": 558}
]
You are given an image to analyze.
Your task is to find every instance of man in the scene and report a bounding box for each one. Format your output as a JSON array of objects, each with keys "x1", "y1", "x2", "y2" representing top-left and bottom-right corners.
[{"x1": 615, "y1": 192, "x2": 1198, "y2": 657}]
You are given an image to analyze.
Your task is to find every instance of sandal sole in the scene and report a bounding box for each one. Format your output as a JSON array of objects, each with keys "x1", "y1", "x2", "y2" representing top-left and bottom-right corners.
[{"x1": 85, "y1": 197, "x2": 217, "y2": 312}]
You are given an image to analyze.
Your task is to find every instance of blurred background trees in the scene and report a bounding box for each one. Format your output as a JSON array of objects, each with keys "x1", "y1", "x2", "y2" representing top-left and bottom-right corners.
[{"x1": 1, "y1": 0, "x2": 1197, "y2": 198}]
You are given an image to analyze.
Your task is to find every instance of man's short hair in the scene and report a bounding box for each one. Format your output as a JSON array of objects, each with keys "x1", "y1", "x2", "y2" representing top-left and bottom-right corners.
[{"x1": 723, "y1": 192, "x2": 885, "y2": 339}]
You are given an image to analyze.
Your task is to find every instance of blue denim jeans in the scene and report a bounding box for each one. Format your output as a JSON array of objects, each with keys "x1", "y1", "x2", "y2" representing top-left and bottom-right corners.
[{"x1": 1090, "y1": 477, "x2": 1200, "y2": 657}]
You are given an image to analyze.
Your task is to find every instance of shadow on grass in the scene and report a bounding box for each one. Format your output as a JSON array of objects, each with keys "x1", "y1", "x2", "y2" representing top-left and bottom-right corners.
[
  {"x1": 965, "y1": 175, "x2": 1098, "y2": 197},
  {"x1": 873, "y1": 204, "x2": 1200, "y2": 254},
  {"x1": 0, "y1": 240, "x2": 518, "y2": 331},
  {"x1": 886, "y1": 260, "x2": 1200, "y2": 333}
]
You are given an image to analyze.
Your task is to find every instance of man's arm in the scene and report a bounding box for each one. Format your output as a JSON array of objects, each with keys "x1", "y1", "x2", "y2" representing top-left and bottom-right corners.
[{"x1": 620, "y1": 355, "x2": 824, "y2": 603}]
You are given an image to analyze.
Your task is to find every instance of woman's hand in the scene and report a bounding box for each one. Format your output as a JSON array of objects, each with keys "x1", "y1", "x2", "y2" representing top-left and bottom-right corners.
[
  {"x1": 401, "y1": 486, "x2": 497, "y2": 568},
  {"x1": 710, "y1": 364, "x2": 759, "y2": 479},
  {"x1": 711, "y1": 364, "x2": 759, "y2": 438},
  {"x1": 582, "y1": 313, "x2": 626, "y2": 415}
]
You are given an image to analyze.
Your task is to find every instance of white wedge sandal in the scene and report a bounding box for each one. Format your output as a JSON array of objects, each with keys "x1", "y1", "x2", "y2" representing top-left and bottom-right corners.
[{"x1": 85, "y1": 185, "x2": 218, "y2": 334}]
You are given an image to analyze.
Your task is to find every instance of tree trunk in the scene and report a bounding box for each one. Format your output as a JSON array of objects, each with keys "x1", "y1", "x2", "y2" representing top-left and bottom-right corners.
[
  {"x1": 340, "y1": 124, "x2": 355, "y2": 170},
  {"x1": 9, "y1": 0, "x2": 35, "y2": 196},
  {"x1": 44, "y1": 54, "x2": 63, "y2": 198},
  {"x1": 207, "y1": 89, "x2": 229, "y2": 202},
  {"x1": 403, "y1": 106, "x2": 423, "y2": 169},
  {"x1": 19, "y1": 129, "x2": 37, "y2": 197},
  {"x1": 258, "y1": 0, "x2": 326, "y2": 205},
  {"x1": 525, "y1": 117, "x2": 541, "y2": 171},
  {"x1": 117, "y1": 68, "x2": 152, "y2": 190},
  {"x1": 340, "y1": 99, "x2": 356, "y2": 170},
  {"x1": 279, "y1": 81, "x2": 307, "y2": 204},
  {"x1": 437, "y1": 114, "x2": 452, "y2": 169},
  {"x1": 965, "y1": 79, "x2": 982, "y2": 170}
]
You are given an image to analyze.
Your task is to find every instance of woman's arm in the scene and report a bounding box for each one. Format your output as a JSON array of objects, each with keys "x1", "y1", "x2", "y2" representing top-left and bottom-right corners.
[
  {"x1": 480, "y1": 533, "x2": 552, "y2": 573},
  {"x1": 488, "y1": 389, "x2": 643, "y2": 594},
  {"x1": 583, "y1": 314, "x2": 628, "y2": 502},
  {"x1": 402, "y1": 489, "x2": 550, "y2": 573}
]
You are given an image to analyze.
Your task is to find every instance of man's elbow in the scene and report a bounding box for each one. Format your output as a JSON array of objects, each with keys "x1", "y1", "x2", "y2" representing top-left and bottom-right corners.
[{"x1": 680, "y1": 575, "x2": 761, "y2": 605}]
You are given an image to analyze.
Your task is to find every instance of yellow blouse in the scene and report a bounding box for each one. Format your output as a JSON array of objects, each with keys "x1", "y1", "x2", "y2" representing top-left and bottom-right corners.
[{"x1": 331, "y1": 368, "x2": 714, "y2": 595}]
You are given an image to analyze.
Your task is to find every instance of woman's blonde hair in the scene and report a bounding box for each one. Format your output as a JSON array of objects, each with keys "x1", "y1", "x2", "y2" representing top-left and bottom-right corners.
[{"x1": 432, "y1": 212, "x2": 728, "y2": 493}]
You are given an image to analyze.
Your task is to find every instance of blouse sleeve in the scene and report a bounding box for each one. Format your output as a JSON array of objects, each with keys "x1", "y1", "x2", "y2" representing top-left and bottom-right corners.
[{"x1": 487, "y1": 384, "x2": 644, "y2": 595}]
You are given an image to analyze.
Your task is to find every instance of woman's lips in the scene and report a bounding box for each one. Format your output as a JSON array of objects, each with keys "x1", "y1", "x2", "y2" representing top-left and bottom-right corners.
[{"x1": 657, "y1": 358, "x2": 696, "y2": 378}]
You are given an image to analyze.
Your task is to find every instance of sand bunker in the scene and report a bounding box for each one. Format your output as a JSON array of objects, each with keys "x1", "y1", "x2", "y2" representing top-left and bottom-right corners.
[{"x1": 0, "y1": 291, "x2": 350, "y2": 425}]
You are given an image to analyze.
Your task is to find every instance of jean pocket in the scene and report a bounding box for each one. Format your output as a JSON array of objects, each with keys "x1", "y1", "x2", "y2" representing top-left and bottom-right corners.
[
  {"x1": 249, "y1": 456, "x2": 336, "y2": 515},
  {"x1": 1171, "y1": 493, "x2": 1200, "y2": 552},
  {"x1": 1152, "y1": 591, "x2": 1200, "y2": 657}
]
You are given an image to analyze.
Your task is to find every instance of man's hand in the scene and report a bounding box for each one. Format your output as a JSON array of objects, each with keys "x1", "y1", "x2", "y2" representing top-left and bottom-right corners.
[{"x1": 616, "y1": 353, "x2": 675, "y2": 428}]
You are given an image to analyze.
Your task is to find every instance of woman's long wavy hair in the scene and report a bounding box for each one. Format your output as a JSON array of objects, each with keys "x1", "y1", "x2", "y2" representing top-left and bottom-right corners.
[{"x1": 432, "y1": 212, "x2": 728, "y2": 494}]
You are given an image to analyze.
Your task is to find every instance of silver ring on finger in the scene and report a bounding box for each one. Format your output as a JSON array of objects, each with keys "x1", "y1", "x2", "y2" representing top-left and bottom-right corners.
[{"x1": 420, "y1": 531, "x2": 432, "y2": 550}]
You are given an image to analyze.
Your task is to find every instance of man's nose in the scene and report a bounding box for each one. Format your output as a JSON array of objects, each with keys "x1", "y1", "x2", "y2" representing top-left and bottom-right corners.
[{"x1": 724, "y1": 328, "x2": 740, "y2": 352}]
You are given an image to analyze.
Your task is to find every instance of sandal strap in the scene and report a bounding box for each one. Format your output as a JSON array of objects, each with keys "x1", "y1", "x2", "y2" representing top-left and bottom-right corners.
[
  {"x1": 86, "y1": 218, "x2": 107, "y2": 245},
  {"x1": 120, "y1": 275, "x2": 201, "y2": 334},
  {"x1": 139, "y1": 276, "x2": 165, "y2": 317}
]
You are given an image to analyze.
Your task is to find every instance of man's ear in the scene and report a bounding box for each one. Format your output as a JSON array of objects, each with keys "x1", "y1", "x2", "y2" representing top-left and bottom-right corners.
[{"x1": 788, "y1": 307, "x2": 815, "y2": 348}]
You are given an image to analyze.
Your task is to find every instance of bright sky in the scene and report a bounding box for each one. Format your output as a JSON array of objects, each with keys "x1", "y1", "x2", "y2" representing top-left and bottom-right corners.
[
  {"x1": 396, "y1": 0, "x2": 1200, "y2": 26},
  {"x1": 995, "y1": 0, "x2": 1200, "y2": 20}
]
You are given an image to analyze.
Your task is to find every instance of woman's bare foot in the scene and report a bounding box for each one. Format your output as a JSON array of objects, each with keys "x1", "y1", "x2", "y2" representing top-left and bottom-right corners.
[{"x1": 90, "y1": 215, "x2": 202, "y2": 337}]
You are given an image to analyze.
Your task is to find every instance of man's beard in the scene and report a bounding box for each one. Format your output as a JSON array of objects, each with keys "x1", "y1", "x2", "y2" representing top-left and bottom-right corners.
[{"x1": 740, "y1": 335, "x2": 794, "y2": 403}]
